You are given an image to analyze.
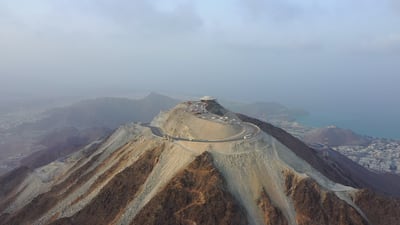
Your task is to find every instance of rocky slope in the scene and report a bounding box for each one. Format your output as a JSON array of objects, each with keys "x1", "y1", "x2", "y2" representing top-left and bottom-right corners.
[{"x1": 1, "y1": 99, "x2": 399, "y2": 225}]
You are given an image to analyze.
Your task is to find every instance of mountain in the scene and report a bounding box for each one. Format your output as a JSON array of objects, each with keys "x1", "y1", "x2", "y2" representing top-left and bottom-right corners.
[
  {"x1": 18, "y1": 92, "x2": 179, "y2": 131},
  {"x1": 0, "y1": 93, "x2": 179, "y2": 175},
  {"x1": 303, "y1": 126, "x2": 371, "y2": 147},
  {"x1": 1, "y1": 99, "x2": 400, "y2": 225},
  {"x1": 19, "y1": 127, "x2": 111, "y2": 170}
]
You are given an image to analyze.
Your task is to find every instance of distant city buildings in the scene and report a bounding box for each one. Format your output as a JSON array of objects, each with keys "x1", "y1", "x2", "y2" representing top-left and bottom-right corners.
[
  {"x1": 333, "y1": 139, "x2": 400, "y2": 173},
  {"x1": 277, "y1": 120, "x2": 400, "y2": 174}
]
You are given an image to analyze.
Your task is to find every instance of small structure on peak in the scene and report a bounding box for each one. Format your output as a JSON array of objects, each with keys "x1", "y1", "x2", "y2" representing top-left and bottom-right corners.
[
  {"x1": 200, "y1": 96, "x2": 216, "y2": 102},
  {"x1": 199, "y1": 96, "x2": 230, "y2": 117}
]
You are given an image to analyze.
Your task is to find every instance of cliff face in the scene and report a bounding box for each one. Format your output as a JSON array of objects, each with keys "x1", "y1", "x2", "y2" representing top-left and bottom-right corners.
[{"x1": 1, "y1": 102, "x2": 400, "y2": 225}]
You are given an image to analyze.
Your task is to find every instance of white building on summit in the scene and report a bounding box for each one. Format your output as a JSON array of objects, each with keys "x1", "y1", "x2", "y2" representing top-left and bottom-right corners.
[{"x1": 200, "y1": 96, "x2": 216, "y2": 101}]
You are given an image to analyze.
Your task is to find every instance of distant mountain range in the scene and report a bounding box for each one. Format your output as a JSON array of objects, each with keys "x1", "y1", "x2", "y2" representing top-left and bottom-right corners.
[
  {"x1": 17, "y1": 92, "x2": 180, "y2": 131},
  {"x1": 0, "y1": 92, "x2": 397, "y2": 176},
  {"x1": 0, "y1": 93, "x2": 179, "y2": 175},
  {"x1": 0, "y1": 93, "x2": 306, "y2": 175}
]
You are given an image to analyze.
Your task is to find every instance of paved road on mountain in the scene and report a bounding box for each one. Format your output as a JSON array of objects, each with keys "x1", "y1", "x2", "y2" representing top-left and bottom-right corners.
[{"x1": 144, "y1": 122, "x2": 260, "y2": 143}]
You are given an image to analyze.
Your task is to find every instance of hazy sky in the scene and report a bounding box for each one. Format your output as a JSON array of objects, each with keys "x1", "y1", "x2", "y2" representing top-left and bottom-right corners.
[{"x1": 1, "y1": 0, "x2": 400, "y2": 128}]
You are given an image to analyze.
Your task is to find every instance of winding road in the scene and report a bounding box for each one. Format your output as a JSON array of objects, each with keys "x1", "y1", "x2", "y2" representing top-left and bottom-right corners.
[{"x1": 144, "y1": 122, "x2": 260, "y2": 143}]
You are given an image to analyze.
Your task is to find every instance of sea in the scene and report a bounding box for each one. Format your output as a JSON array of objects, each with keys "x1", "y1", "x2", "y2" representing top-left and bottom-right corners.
[{"x1": 297, "y1": 112, "x2": 400, "y2": 140}]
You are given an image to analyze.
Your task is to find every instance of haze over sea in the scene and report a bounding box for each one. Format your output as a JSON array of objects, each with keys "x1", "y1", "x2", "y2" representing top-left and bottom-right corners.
[{"x1": 298, "y1": 110, "x2": 400, "y2": 140}]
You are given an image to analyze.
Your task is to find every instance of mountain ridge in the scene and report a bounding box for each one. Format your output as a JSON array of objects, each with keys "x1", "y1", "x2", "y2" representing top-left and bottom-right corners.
[{"x1": 1, "y1": 99, "x2": 399, "y2": 225}]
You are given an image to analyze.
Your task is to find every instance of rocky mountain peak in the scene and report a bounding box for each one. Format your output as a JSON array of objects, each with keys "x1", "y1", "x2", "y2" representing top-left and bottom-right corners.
[{"x1": 1, "y1": 100, "x2": 399, "y2": 225}]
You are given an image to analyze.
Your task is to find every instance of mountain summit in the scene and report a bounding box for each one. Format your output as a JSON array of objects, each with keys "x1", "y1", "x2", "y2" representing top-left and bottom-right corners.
[{"x1": 1, "y1": 99, "x2": 399, "y2": 225}]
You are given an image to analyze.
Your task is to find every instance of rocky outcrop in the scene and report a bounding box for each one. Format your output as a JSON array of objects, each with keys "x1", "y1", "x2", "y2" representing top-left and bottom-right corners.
[
  {"x1": 132, "y1": 152, "x2": 248, "y2": 225},
  {"x1": 257, "y1": 188, "x2": 288, "y2": 225},
  {"x1": 354, "y1": 189, "x2": 400, "y2": 225},
  {"x1": 204, "y1": 99, "x2": 229, "y2": 116},
  {"x1": 285, "y1": 171, "x2": 368, "y2": 225}
]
